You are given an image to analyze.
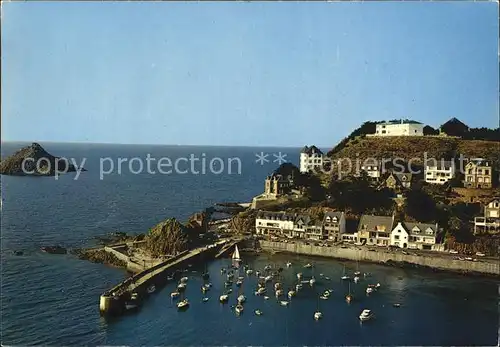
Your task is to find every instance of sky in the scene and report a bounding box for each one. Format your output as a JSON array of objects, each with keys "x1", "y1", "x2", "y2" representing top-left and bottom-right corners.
[{"x1": 1, "y1": 2, "x2": 498, "y2": 147}]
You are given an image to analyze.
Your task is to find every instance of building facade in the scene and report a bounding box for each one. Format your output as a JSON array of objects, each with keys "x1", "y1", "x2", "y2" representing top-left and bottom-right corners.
[
  {"x1": 360, "y1": 159, "x2": 381, "y2": 180},
  {"x1": 374, "y1": 120, "x2": 424, "y2": 137},
  {"x1": 322, "y1": 211, "x2": 346, "y2": 242},
  {"x1": 474, "y1": 199, "x2": 500, "y2": 234},
  {"x1": 390, "y1": 222, "x2": 439, "y2": 250},
  {"x1": 357, "y1": 215, "x2": 395, "y2": 246},
  {"x1": 255, "y1": 211, "x2": 295, "y2": 237},
  {"x1": 300, "y1": 145, "x2": 324, "y2": 173},
  {"x1": 425, "y1": 160, "x2": 455, "y2": 185},
  {"x1": 464, "y1": 159, "x2": 493, "y2": 189},
  {"x1": 264, "y1": 173, "x2": 293, "y2": 198},
  {"x1": 385, "y1": 172, "x2": 413, "y2": 190}
]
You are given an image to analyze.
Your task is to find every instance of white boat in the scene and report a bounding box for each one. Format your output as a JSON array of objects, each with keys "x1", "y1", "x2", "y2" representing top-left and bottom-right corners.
[
  {"x1": 359, "y1": 309, "x2": 374, "y2": 321},
  {"x1": 354, "y1": 276, "x2": 360, "y2": 283},
  {"x1": 180, "y1": 277, "x2": 189, "y2": 283},
  {"x1": 297, "y1": 273, "x2": 303, "y2": 280},
  {"x1": 322, "y1": 290, "x2": 330, "y2": 297},
  {"x1": 264, "y1": 265, "x2": 271, "y2": 271},
  {"x1": 125, "y1": 302, "x2": 138, "y2": 310},
  {"x1": 219, "y1": 294, "x2": 229, "y2": 303},
  {"x1": 274, "y1": 283, "x2": 281, "y2": 290},
  {"x1": 265, "y1": 276, "x2": 273, "y2": 282},
  {"x1": 202, "y1": 297, "x2": 209, "y2": 302},
  {"x1": 227, "y1": 288, "x2": 233, "y2": 294},
  {"x1": 319, "y1": 295, "x2": 328, "y2": 300},
  {"x1": 264, "y1": 296, "x2": 270, "y2": 300},
  {"x1": 288, "y1": 290, "x2": 296, "y2": 298},
  {"x1": 255, "y1": 287, "x2": 266, "y2": 296},
  {"x1": 354, "y1": 271, "x2": 361, "y2": 276},
  {"x1": 177, "y1": 299, "x2": 189, "y2": 310},
  {"x1": 296, "y1": 284, "x2": 302, "y2": 291},
  {"x1": 177, "y1": 283, "x2": 186, "y2": 291},
  {"x1": 238, "y1": 276, "x2": 245, "y2": 281},
  {"x1": 376, "y1": 283, "x2": 381, "y2": 289},
  {"x1": 171, "y1": 291, "x2": 180, "y2": 298},
  {"x1": 319, "y1": 273, "x2": 324, "y2": 277},
  {"x1": 341, "y1": 265, "x2": 350, "y2": 280},
  {"x1": 237, "y1": 295, "x2": 246, "y2": 303},
  {"x1": 246, "y1": 269, "x2": 253, "y2": 275},
  {"x1": 280, "y1": 300, "x2": 289, "y2": 306},
  {"x1": 131, "y1": 292, "x2": 139, "y2": 300},
  {"x1": 304, "y1": 263, "x2": 312, "y2": 269},
  {"x1": 309, "y1": 277, "x2": 316, "y2": 286},
  {"x1": 236, "y1": 280, "x2": 243, "y2": 287},
  {"x1": 255, "y1": 271, "x2": 261, "y2": 277},
  {"x1": 232, "y1": 245, "x2": 242, "y2": 268},
  {"x1": 255, "y1": 309, "x2": 263, "y2": 316},
  {"x1": 346, "y1": 282, "x2": 353, "y2": 303},
  {"x1": 201, "y1": 286, "x2": 208, "y2": 293},
  {"x1": 286, "y1": 262, "x2": 292, "y2": 267},
  {"x1": 328, "y1": 289, "x2": 334, "y2": 293},
  {"x1": 314, "y1": 311, "x2": 323, "y2": 320},
  {"x1": 324, "y1": 276, "x2": 330, "y2": 281},
  {"x1": 235, "y1": 304, "x2": 244, "y2": 314},
  {"x1": 366, "y1": 287, "x2": 374, "y2": 294},
  {"x1": 275, "y1": 289, "x2": 284, "y2": 297}
]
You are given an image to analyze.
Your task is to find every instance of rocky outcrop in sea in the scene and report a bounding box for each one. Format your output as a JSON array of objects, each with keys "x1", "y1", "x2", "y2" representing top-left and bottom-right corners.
[{"x1": 0, "y1": 143, "x2": 86, "y2": 176}]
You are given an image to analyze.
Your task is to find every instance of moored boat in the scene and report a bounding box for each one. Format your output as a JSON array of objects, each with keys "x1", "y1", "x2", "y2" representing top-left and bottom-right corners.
[
  {"x1": 275, "y1": 289, "x2": 284, "y2": 297},
  {"x1": 280, "y1": 300, "x2": 289, "y2": 306},
  {"x1": 180, "y1": 276, "x2": 189, "y2": 283},
  {"x1": 202, "y1": 297, "x2": 209, "y2": 302},
  {"x1": 297, "y1": 273, "x2": 303, "y2": 280},
  {"x1": 177, "y1": 283, "x2": 186, "y2": 291},
  {"x1": 235, "y1": 304, "x2": 244, "y2": 314},
  {"x1": 237, "y1": 294, "x2": 246, "y2": 303},
  {"x1": 366, "y1": 287, "x2": 374, "y2": 294},
  {"x1": 286, "y1": 262, "x2": 292, "y2": 267},
  {"x1": 255, "y1": 309, "x2": 263, "y2": 316},
  {"x1": 304, "y1": 263, "x2": 312, "y2": 269},
  {"x1": 288, "y1": 290, "x2": 296, "y2": 298},
  {"x1": 309, "y1": 277, "x2": 316, "y2": 286},
  {"x1": 314, "y1": 311, "x2": 323, "y2": 320},
  {"x1": 171, "y1": 291, "x2": 180, "y2": 299},
  {"x1": 219, "y1": 294, "x2": 229, "y2": 303},
  {"x1": 177, "y1": 299, "x2": 190, "y2": 310},
  {"x1": 359, "y1": 309, "x2": 374, "y2": 321}
]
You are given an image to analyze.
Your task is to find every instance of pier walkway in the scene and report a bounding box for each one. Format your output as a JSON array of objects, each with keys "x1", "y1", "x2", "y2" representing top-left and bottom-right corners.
[{"x1": 100, "y1": 239, "x2": 233, "y2": 315}]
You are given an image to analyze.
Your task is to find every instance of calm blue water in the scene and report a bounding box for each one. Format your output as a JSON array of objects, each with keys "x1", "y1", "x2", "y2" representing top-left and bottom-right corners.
[{"x1": 1, "y1": 143, "x2": 498, "y2": 346}]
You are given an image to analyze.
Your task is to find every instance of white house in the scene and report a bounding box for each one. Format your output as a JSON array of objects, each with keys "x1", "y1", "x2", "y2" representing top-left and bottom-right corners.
[
  {"x1": 474, "y1": 199, "x2": 500, "y2": 234},
  {"x1": 300, "y1": 145, "x2": 324, "y2": 173},
  {"x1": 390, "y1": 222, "x2": 439, "y2": 250},
  {"x1": 255, "y1": 211, "x2": 295, "y2": 237},
  {"x1": 360, "y1": 159, "x2": 381, "y2": 180},
  {"x1": 374, "y1": 120, "x2": 424, "y2": 137},
  {"x1": 425, "y1": 160, "x2": 456, "y2": 184}
]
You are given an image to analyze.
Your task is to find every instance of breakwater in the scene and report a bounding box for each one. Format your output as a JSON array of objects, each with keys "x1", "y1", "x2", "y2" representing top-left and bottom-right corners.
[{"x1": 258, "y1": 240, "x2": 500, "y2": 276}]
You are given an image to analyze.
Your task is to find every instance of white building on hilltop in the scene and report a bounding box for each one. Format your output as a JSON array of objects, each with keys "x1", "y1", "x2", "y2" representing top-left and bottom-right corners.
[
  {"x1": 374, "y1": 120, "x2": 424, "y2": 137},
  {"x1": 300, "y1": 145, "x2": 324, "y2": 173}
]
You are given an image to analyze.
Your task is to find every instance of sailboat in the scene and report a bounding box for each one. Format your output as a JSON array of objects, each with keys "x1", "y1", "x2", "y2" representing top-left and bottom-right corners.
[
  {"x1": 341, "y1": 264, "x2": 350, "y2": 281},
  {"x1": 202, "y1": 262, "x2": 210, "y2": 280},
  {"x1": 354, "y1": 259, "x2": 361, "y2": 277},
  {"x1": 232, "y1": 245, "x2": 242, "y2": 268},
  {"x1": 346, "y1": 282, "x2": 353, "y2": 304}
]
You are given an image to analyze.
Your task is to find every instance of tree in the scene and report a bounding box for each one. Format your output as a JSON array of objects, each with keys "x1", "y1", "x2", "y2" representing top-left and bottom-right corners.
[
  {"x1": 423, "y1": 125, "x2": 439, "y2": 136},
  {"x1": 404, "y1": 189, "x2": 438, "y2": 222}
]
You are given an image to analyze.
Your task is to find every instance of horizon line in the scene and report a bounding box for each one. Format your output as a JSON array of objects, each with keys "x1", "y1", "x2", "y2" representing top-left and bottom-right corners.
[{"x1": 0, "y1": 140, "x2": 333, "y2": 149}]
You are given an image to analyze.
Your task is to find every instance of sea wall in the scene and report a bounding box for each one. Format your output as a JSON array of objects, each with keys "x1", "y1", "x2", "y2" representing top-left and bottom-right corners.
[{"x1": 258, "y1": 241, "x2": 500, "y2": 276}]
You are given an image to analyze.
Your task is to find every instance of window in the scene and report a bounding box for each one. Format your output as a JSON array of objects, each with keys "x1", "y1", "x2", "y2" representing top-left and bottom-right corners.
[
  {"x1": 394, "y1": 235, "x2": 400, "y2": 240},
  {"x1": 485, "y1": 169, "x2": 490, "y2": 175}
]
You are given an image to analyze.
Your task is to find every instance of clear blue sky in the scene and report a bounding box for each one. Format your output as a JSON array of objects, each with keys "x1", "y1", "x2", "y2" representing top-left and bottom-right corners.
[{"x1": 2, "y1": 2, "x2": 498, "y2": 147}]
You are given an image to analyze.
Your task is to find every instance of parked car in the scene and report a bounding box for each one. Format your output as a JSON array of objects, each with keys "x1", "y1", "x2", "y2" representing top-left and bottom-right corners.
[
  {"x1": 475, "y1": 252, "x2": 486, "y2": 257},
  {"x1": 449, "y1": 250, "x2": 459, "y2": 254}
]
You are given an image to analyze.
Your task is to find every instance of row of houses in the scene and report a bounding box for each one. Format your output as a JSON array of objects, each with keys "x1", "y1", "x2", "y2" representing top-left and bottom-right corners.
[{"x1": 255, "y1": 211, "x2": 443, "y2": 251}]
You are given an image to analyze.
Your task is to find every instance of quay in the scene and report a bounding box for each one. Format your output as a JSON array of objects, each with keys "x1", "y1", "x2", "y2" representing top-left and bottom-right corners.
[{"x1": 99, "y1": 238, "x2": 245, "y2": 316}]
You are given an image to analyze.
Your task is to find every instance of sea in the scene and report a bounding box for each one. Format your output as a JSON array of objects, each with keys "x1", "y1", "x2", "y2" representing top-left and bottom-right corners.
[{"x1": 1, "y1": 142, "x2": 498, "y2": 346}]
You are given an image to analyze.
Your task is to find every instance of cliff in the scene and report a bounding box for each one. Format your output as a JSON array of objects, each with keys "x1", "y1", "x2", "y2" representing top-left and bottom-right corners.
[{"x1": 0, "y1": 143, "x2": 85, "y2": 176}]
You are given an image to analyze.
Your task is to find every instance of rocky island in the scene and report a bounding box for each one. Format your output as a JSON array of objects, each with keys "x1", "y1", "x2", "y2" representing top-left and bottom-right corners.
[{"x1": 0, "y1": 142, "x2": 86, "y2": 176}]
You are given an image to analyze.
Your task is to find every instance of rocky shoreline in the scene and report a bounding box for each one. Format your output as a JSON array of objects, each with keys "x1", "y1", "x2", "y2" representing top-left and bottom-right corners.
[{"x1": 72, "y1": 248, "x2": 127, "y2": 269}]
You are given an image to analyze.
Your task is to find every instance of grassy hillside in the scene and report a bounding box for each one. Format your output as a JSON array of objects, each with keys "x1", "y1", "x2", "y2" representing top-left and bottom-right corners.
[{"x1": 328, "y1": 135, "x2": 500, "y2": 169}]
